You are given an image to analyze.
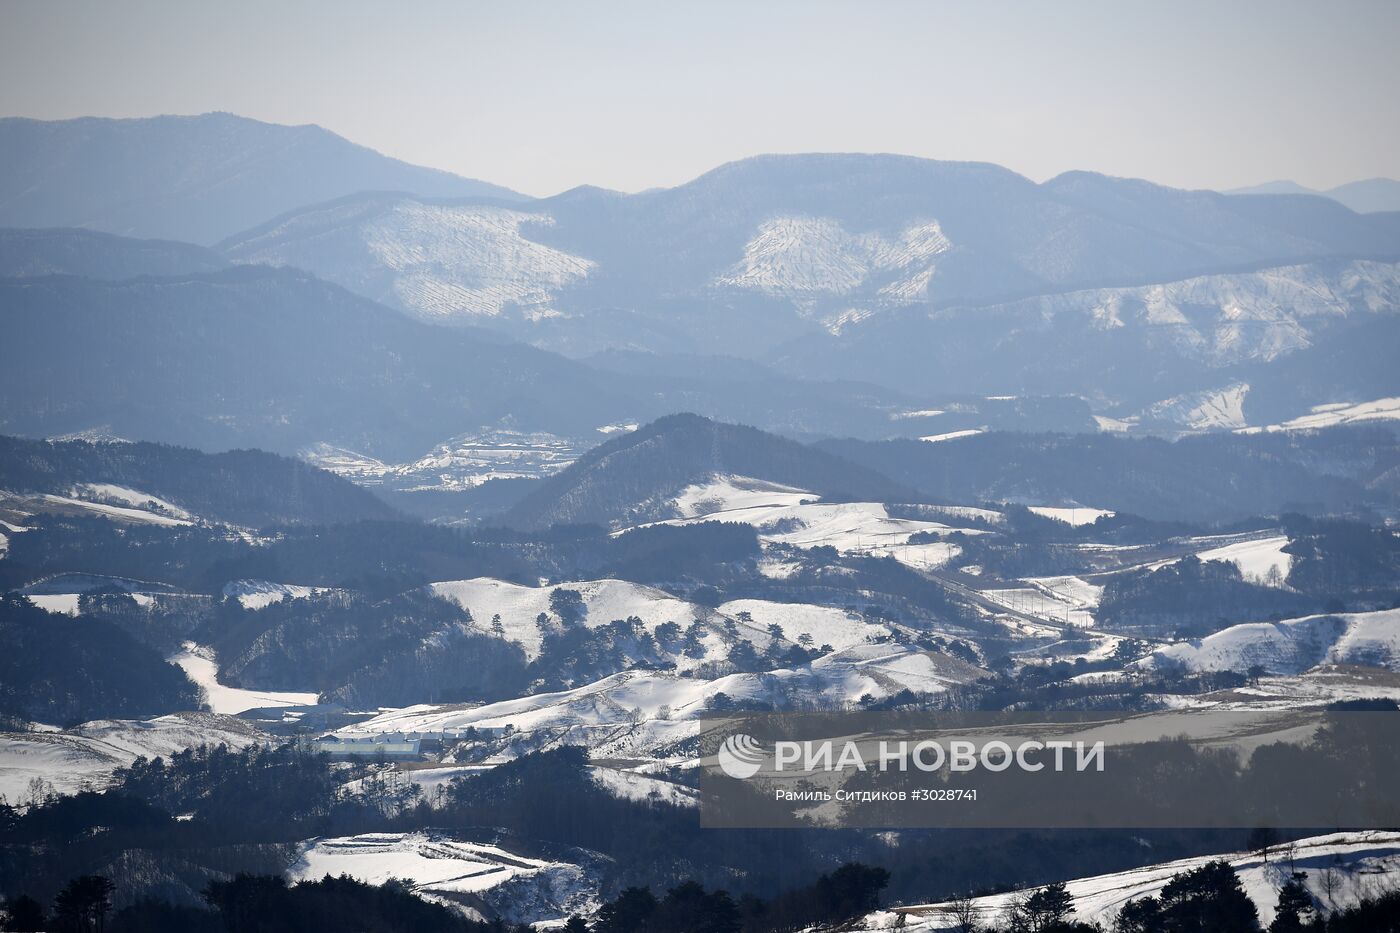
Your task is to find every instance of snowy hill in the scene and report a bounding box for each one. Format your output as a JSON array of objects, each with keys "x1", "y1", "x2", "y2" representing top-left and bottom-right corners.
[
  {"x1": 1144, "y1": 608, "x2": 1400, "y2": 676},
  {"x1": 0, "y1": 712, "x2": 264, "y2": 801},
  {"x1": 224, "y1": 196, "x2": 594, "y2": 323},
  {"x1": 864, "y1": 831, "x2": 1400, "y2": 930},
  {"x1": 650, "y1": 473, "x2": 983, "y2": 570},
  {"x1": 500, "y1": 414, "x2": 914, "y2": 530}
]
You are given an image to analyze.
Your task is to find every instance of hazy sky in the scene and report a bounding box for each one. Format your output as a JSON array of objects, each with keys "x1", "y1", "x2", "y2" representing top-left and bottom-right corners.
[{"x1": 2, "y1": 0, "x2": 1397, "y2": 197}]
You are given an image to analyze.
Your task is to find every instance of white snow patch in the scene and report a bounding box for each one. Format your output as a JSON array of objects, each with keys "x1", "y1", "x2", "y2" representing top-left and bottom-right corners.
[
  {"x1": 717, "y1": 216, "x2": 951, "y2": 302},
  {"x1": 1027, "y1": 506, "x2": 1115, "y2": 526},
  {"x1": 71, "y1": 483, "x2": 194, "y2": 520},
  {"x1": 1244, "y1": 396, "x2": 1400, "y2": 433},
  {"x1": 170, "y1": 643, "x2": 318, "y2": 714},
  {"x1": 222, "y1": 580, "x2": 331, "y2": 610},
  {"x1": 39, "y1": 493, "x2": 192, "y2": 527},
  {"x1": 919, "y1": 429, "x2": 984, "y2": 443},
  {"x1": 1194, "y1": 534, "x2": 1292, "y2": 582},
  {"x1": 429, "y1": 578, "x2": 705, "y2": 662},
  {"x1": 672, "y1": 475, "x2": 812, "y2": 518}
]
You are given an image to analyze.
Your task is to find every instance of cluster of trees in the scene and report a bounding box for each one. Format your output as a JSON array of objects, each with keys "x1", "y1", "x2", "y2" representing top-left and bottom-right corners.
[
  {"x1": 1, "y1": 873, "x2": 524, "y2": 932},
  {"x1": 1097, "y1": 555, "x2": 1311, "y2": 637},
  {"x1": 1282, "y1": 514, "x2": 1400, "y2": 603},
  {"x1": 0, "y1": 594, "x2": 200, "y2": 726},
  {"x1": 1110, "y1": 860, "x2": 1258, "y2": 932},
  {"x1": 203, "y1": 589, "x2": 529, "y2": 706},
  {"x1": 587, "y1": 863, "x2": 890, "y2": 933}
]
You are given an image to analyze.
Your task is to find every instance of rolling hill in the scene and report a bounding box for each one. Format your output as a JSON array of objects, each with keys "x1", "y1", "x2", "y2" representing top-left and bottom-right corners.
[{"x1": 500, "y1": 414, "x2": 917, "y2": 530}]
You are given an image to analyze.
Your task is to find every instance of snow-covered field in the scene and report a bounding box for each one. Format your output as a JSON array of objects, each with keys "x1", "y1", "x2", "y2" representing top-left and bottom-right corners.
[
  {"x1": 862, "y1": 831, "x2": 1400, "y2": 930},
  {"x1": 1243, "y1": 396, "x2": 1400, "y2": 433},
  {"x1": 39, "y1": 492, "x2": 193, "y2": 526},
  {"x1": 170, "y1": 642, "x2": 319, "y2": 713},
  {"x1": 983, "y1": 574, "x2": 1103, "y2": 628},
  {"x1": 71, "y1": 483, "x2": 194, "y2": 520},
  {"x1": 1027, "y1": 505, "x2": 1115, "y2": 526},
  {"x1": 655, "y1": 475, "x2": 983, "y2": 570},
  {"x1": 1144, "y1": 608, "x2": 1400, "y2": 676},
  {"x1": 430, "y1": 577, "x2": 713, "y2": 662},
  {"x1": 290, "y1": 831, "x2": 599, "y2": 924},
  {"x1": 222, "y1": 579, "x2": 331, "y2": 610},
  {"x1": 0, "y1": 713, "x2": 263, "y2": 802},
  {"x1": 716, "y1": 599, "x2": 889, "y2": 652},
  {"x1": 1193, "y1": 534, "x2": 1292, "y2": 582},
  {"x1": 302, "y1": 429, "x2": 581, "y2": 491}
]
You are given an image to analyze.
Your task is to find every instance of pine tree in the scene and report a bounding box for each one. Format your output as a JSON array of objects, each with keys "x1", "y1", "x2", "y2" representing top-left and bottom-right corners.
[{"x1": 1269, "y1": 875, "x2": 1313, "y2": 932}]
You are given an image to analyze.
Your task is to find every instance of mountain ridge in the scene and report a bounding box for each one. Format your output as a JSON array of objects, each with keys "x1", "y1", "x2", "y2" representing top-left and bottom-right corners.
[{"x1": 0, "y1": 112, "x2": 524, "y2": 244}]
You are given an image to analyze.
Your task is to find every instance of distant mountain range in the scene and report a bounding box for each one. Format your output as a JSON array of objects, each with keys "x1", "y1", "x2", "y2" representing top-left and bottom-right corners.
[
  {"x1": 498, "y1": 412, "x2": 1399, "y2": 530},
  {"x1": 0, "y1": 113, "x2": 522, "y2": 244},
  {"x1": 2, "y1": 262, "x2": 988, "y2": 462},
  {"x1": 217, "y1": 152, "x2": 1400, "y2": 416},
  {"x1": 1227, "y1": 178, "x2": 1400, "y2": 214},
  {"x1": 3, "y1": 113, "x2": 1399, "y2": 439}
]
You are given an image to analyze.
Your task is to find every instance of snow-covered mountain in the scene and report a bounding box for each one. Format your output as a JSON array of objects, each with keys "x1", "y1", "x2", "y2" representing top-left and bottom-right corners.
[
  {"x1": 209, "y1": 153, "x2": 1400, "y2": 417},
  {"x1": 225, "y1": 196, "x2": 594, "y2": 323}
]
